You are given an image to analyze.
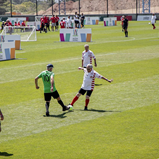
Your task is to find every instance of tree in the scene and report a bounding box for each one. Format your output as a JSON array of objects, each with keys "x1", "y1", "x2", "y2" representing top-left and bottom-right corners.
[{"x1": 0, "y1": 0, "x2": 7, "y2": 15}]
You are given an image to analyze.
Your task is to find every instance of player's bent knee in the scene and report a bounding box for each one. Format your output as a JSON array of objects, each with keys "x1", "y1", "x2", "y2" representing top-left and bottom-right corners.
[
  {"x1": 56, "y1": 97, "x2": 61, "y2": 101},
  {"x1": 76, "y1": 93, "x2": 81, "y2": 97},
  {"x1": 86, "y1": 95, "x2": 90, "y2": 99}
]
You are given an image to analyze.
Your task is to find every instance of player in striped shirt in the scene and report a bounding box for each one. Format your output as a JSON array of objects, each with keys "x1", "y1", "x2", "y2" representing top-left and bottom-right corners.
[
  {"x1": 69, "y1": 64, "x2": 113, "y2": 110},
  {"x1": 82, "y1": 44, "x2": 97, "y2": 68}
]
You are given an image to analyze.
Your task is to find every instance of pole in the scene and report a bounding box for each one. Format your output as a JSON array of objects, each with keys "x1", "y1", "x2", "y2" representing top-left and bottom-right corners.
[
  {"x1": 139, "y1": 0, "x2": 140, "y2": 13},
  {"x1": 10, "y1": 0, "x2": 12, "y2": 17},
  {"x1": 64, "y1": 0, "x2": 66, "y2": 15},
  {"x1": 59, "y1": 0, "x2": 60, "y2": 15},
  {"x1": 107, "y1": 0, "x2": 108, "y2": 17},
  {"x1": 52, "y1": 0, "x2": 53, "y2": 15},
  {"x1": 79, "y1": 0, "x2": 80, "y2": 15},
  {"x1": 136, "y1": 0, "x2": 137, "y2": 20},
  {"x1": 36, "y1": 0, "x2": 38, "y2": 16}
]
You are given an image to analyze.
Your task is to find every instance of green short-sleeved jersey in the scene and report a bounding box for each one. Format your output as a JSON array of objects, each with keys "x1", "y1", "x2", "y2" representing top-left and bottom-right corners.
[{"x1": 38, "y1": 70, "x2": 56, "y2": 93}]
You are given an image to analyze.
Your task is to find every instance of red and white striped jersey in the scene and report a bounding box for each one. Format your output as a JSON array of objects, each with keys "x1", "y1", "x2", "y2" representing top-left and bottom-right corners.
[
  {"x1": 81, "y1": 68, "x2": 102, "y2": 90},
  {"x1": 82, "y1": 50, "x2": 96, "y2": 67}
]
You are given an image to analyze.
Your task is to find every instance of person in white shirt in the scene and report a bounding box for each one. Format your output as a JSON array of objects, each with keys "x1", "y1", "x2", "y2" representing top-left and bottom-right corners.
[
  {"x1": 82, "y1": 44, "x2": 97, "y2": 68},
  {"x1": 74, "y1": 12, "x2": 79, "y2": 28},
  {"x1": 69, "y1": 64, "x2": 113, "y2": 110},
  {"x1": 151, "y1": 13, "x2": 156, "y2": 29},
  {"x1": 67, "y1": 16, "x2": 72, "y2": 28}
]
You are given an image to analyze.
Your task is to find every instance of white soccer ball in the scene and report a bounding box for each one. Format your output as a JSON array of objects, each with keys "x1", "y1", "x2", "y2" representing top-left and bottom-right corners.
[
  {"x1": 149, "y1": 22, "x2": 150, "y2": 25},
  {"x1": 68, "y1": 105, "x2": 73, "y2": 111}
]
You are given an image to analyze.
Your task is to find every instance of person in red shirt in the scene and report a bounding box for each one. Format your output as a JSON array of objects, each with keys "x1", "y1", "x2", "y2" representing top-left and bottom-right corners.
[
  {"x1": 8, "y1": 21, "x2": 12, "y2": 26},
  {"x1": 21, "y1": 20, "x2": 26, "y2": 32},
  {"x1": 5, "y1": 20, "x2": 12, "y2": 26},
  {"x1": 18, "y1": 21, "x2": 21, "y2": 26},
  {"x1": 40, "y1": 15, "x2": 44, "y2": 22},
  {"x1": 40, "y1": 18, "x2": 46, "y2": 33},
  {"x1": 14, "y1": 21, "x2": 18, "y2": 32},
  {"x1": 43, "y1": 15, "x2": 48, "y2": 33},
  {"x1": 46, "y1": 15, "x2": 50, "y2": 31},
  {"x1": 14, "y1": 22, "x2": 18, "y2": 26},
  {"x1": 50, "y1": 15, "x2": 56, "y2": 31},
  {"x1": 55, "y1": 15, "x2": 59, "y2": 31},
  {"x1": 121, "y1": 15, "x2": 124, "y2": 32},
  {"x1": 60, "y1": 19, "x2": 66, "y2": 29},
  {"x1": 21, "y1": 21, "x2": 25, "y2": 26},
  {"x1": 5, "y1": 20, "x2": 12, "y2": 34}
]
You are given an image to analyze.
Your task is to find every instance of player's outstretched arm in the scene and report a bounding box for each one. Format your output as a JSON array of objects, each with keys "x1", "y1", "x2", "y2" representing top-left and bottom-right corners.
[
  {"x1": 82, "y1": 60, "x2": 83, "y2": 67},
  {"x1": 35, "y1": 77, "x2": 40, "y2": 89},
  {"x1": 102, "y1": 77, "x2": 113, "y2": 83},
  {"x1": 78, "y1": 67, "x2": 84, "y2": 70},
  {"x1": 94, "y1": 58, "x2": 97, "y2": 67}
]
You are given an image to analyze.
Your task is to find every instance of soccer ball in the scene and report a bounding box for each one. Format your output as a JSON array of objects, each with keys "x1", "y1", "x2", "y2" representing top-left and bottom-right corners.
[
  {"x1": 68, "y1": 105, "x2": 73, "y2": 111},
  {"x1": 148, "y1": 22, "x2": 150, "y2": 25}
]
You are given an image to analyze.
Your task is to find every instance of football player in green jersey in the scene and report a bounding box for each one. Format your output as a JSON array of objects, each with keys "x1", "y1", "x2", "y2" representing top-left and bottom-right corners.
[{"x1": 35, "y1": 64, "x2": 69, "y2": 116}]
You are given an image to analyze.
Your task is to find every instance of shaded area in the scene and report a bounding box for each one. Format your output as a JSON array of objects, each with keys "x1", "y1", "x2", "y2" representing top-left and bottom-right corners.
[
  {"x1": 79, "y1": 108, "x2": 121, "y2": 113},
  {"x1": 0, "y1": 152, "x2": 13, "y2": 156},
  {"x1": 87, "y1": 109, "x2": 121, "y2": 113},
  {"x1": 95, "y1": 84, "x2": 102, "y2": 86},
  {"x1": 43, "y1": 112, "x2": 69, "y2": 118}
]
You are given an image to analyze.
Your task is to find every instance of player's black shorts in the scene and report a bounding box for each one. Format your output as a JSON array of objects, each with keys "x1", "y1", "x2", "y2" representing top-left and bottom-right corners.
[
  {"x1": 75, "y1": 20, "x2": 79, "y2": 24},
  {"x1": 56, "y1": 22, "x2": 59, "y2": 26},
  {"x1": 44, "y1": 90, "x2": 59, "y2": 101},
  {"x1": 79, "y1": 88, "x2": 93, "y2": 97},
  {"x1": 123, "y1": 25, "x2": 128, "y2": 29}
]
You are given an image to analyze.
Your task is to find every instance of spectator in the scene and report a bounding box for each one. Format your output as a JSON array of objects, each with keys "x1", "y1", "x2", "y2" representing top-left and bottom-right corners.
[
  {"x1": 81, "y1": 13, "x2": 85, "y2": 28},
  {"x1": 55, "y1": 15, "x2": 59, "y2": 31},
  {"x1": 74, "y1": 12, "x2": 79, "y2": 28},
  {"x1": 60, "y1": 19, "x2": 66, "y2": 29},
  {"x1": 50, "y1": 15, "x2": 56, "y2": 31},
  {"x1": 67, "y1": 16, "x2": 72, "y2": 29},
  {"x1": 1, "y1": 21, "x2": 5, "y2": 30}
]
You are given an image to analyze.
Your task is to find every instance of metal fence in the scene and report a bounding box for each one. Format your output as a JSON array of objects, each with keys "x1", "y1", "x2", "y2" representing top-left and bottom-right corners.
[{"x1": 0, "y1": 0, "x2": 159, "y2": 16}]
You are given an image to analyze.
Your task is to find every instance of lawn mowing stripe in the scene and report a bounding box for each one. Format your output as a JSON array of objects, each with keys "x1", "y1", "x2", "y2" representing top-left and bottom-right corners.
[
  {"x1": 0, "y1": 51, "x2": 159, "y2": 84},
  {"x1": 0, "y1": 74, "x2": 158, "y2": 143}
]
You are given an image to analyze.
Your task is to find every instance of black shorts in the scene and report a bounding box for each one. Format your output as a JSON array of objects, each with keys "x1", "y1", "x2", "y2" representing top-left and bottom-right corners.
[
  {"x1": 56, "y1": 22, "x2": 59, "y2": 26},
  {"x1": 44, "y1": 90, "x2": 59, "y2": 101},
  {"x1": 123, "y1": 25, "x2": 128, "y2": 29},
  {"x1": 75, "y1": 20, "x2": 79, "y2": 24},
  {"x1": 79, "y1": 88, "x2": 93, "y2": 97}
]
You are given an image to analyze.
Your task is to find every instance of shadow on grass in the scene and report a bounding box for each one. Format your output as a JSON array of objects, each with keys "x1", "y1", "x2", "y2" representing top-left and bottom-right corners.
[
  {"x1": 80, "y1": 109, "x2": 121, "y2": 113},
  {"x1": 0, "y1": 58, "x2": 27, "y2": 62},
  {"x1": 95, "y1": 84, "x2": 102, "y2": 86},
  {"x1": 43, "y1": 112, "x2": 72, "y2": 118},
  {"x1": 0, "y1": 152, "x2": 13, "y2": 156}
]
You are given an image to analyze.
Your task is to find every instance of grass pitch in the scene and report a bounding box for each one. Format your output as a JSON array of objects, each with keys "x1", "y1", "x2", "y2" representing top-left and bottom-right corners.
[{"x1": 0, "y1": 21, "x2": 159, "y2": 159}]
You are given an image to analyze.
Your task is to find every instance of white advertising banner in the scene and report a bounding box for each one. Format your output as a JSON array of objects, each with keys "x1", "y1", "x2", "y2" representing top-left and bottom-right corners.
[
  {"x1": 84, "y1": 17, "x2": 99, "y2": 25},
  {"x1": 0, "y1": 42, "x2": 15, "y2": 61},
  {"x1": 60, "y1": 29, "x2": 92, "y2": 42},
  {"x1": 137, "y1": 15, "x2": 152, "y2": 21},
  {"x1": 0, "y1": 35, "x2": 21, "y2": 50},
  {"x1": 8, "y1": 17, "x2": 26, "y2": 25},
  {"x1": 27, "y1": 21, "x2": 41, "y2": 30},
  {"x1": 104, "y1": 17, "x2": 117, "y2": 26}
]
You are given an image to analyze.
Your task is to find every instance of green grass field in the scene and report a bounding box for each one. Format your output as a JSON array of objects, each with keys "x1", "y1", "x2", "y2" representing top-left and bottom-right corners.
[{"x1": 0, "y1": 21, "x2": 159, "y2": 159}]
